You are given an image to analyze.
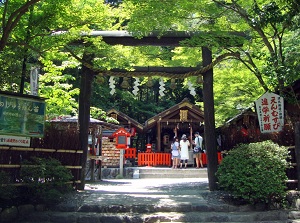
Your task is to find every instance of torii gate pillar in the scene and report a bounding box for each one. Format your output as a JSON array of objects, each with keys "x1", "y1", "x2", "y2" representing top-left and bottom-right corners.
[{"x1": 202, "y1": 47, "x2": 218, "y2": 191}]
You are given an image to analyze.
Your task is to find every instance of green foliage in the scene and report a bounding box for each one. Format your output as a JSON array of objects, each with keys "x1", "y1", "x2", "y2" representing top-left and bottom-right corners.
[
  {"x1": 0, "y1": 171, "x2": 18, "y2": 208},
  {"x1": 115, "y1": 174, "x2": 124, "y2": 179},
  {"x1": 38, "y1": 58, "x2": 80, "y2": 120},
  {"x1": 90, "y1": 106, "x2": 119, "y2": 124},
  {"x1": 0, "y1": 0, "x2": 299, "y2": 130},
  {"x1": 216, "y1": 141, "x2": 290, "y2": 205},
  {"x1": 20, "y1": 157, "x2": 73, "y2": 205},
  {"x1": 214, "y1": 60, "x2": 265, "y2": 127}
]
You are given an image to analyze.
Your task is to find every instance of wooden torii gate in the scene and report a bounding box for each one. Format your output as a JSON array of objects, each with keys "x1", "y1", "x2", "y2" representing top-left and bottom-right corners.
[{"x1": 78, "y1": 31, "x2": 244, "y2": 191}]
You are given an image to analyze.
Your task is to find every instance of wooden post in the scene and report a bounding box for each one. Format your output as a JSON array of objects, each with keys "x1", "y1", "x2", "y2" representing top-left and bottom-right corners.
[
  {"x1": 90, "y1": 129, "x2": 96, "y2": 182},
  {"x1": 78, "y1": 52, "x2": 94, "y2": 190},
  {"x1": 202, "y1": 46, "x2": 218, "y2": 191},
  {"x1": 120, "y1": 149, "x2": 124, "y2": 176},
  {"x1": 157, "y1": 120, "x2": 161, "y2": 151},
  {"x1": 295, "y1": 122, "x2": 300, "y2": 189},
  {"x1": 190, "y1": 124, "x2": 193, "y2": 150},
  {"x1": 98, "y1": 126, "x2": 103, "y2": 180}
]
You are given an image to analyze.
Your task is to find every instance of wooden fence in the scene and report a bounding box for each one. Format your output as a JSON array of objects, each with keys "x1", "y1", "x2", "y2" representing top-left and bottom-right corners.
[
  {"x1": 0, "y1": 146, "x2": 82, "y2": 185},
  {"x1": 137, "y1": 152, "x2": 223, "y2": 167},
  {"x1": 138, "y1": 152, "x2": 172, "y2": 166},
  {"x1": 202, "y1": 152, "x2": 223, "y2": 165},
  {"x1": 124, "y1": 148, "x2": 137, "y2": 159},
  {"x1": 0, "y1": 126, "x2": 82, "y2": 187}
]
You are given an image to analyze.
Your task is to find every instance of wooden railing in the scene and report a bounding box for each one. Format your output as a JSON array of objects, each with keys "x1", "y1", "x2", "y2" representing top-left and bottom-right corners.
[
  {"x1": 137, "y1": 152, "x2": 223, "y2": 167},
  {"x1": 138, "y1": 152, "x2": 172, "y2": 167},
  {"x1": 201, "y1": 152, "x2": 223, "y2": 165},
  {"x1": 124, "y1": 148, "x2": 137, "y2": 159}
]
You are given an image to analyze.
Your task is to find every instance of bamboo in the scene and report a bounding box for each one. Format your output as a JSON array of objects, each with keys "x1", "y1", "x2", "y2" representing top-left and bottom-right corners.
[
  {"x1": 1, "y1": 180, "x2": 82, "y2": 187},
  {"x1": 0, "y1": 164, "x2": 82, "y2": 169},
  {"x1": 64, "y1": 166, "x2": 82, "y2": 169},
  {"x1": 0, "y1": 146, "x2": 83, "y2": 153}
]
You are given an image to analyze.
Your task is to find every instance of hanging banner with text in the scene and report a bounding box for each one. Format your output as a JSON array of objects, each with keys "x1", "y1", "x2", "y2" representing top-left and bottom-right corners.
[
  {"x1": 255, "y1": 92, "x2": 284, "y2": 133},
  {"x1": 30, "y1": 67, "x2": 39, "y2": 96},
  {"x1": 0, "y1": 93, "x2": 46, "y2": 137}
]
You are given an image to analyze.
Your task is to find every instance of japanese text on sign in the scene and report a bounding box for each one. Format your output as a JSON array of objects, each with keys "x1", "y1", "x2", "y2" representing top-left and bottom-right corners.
[
  {"x1": 0, "y1": 93, "x2": 45, "y2": 137},
  {"x1": 0, "y1": 135, "x2": 30, "y2": 147},
  {"x1": 255, "y1": 92, "x2": 284, "y2": 133}
]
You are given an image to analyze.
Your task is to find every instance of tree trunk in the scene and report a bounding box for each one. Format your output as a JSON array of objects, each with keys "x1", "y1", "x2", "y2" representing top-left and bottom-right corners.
[{"x1": 202, "y1": 47, "x2": 218, "y2": 191}]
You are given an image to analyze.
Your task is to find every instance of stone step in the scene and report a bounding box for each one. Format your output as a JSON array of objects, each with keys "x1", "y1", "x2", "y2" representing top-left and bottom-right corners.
[
  {"x1": 137, "y1": 167, "x2": 207, "y2": 179},
  {"x1": 100, "y1": 167, "x2": 207, "y2": 179},
  {"x1": 16, "y1": 210, "x2": 288, "y2": 223},
  {"x1": 138, "y1": 173, "x2": 207, "y2": 178}
]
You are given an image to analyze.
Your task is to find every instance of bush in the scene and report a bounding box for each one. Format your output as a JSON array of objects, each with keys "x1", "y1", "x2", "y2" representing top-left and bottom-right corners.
[
  {"x1": 0, "y1": 171, "x2": 18, "y2": 208},
  {"x1": 216, "y1": 140, "x2": 290, "y2": 205},
  {"x1": 19, "y1": 157, "x2": 74, "y2": 205}
]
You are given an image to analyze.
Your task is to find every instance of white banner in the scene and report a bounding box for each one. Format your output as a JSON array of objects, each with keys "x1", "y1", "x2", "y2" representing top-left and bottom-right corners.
[
  {"x1": 255, "y1": 92, "x2": 284, "y2": 133},
  {"x1": 30, "y1": 67, "x2": 39, "y2": 96},
  {"x1": 0, "y1": 135, "x2": 31, "y2": 147}
]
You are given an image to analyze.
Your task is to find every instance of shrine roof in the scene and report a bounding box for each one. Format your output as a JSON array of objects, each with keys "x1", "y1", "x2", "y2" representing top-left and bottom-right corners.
[
  {"x1": 50, "y1": 116, "x2": 121, "y2": 130},
  {"x1": 106, "y1": 108, "x2": 144, "y2": 132},
  {"x1": 144, "y1": 98, "x2": 204, "y2": 130}
]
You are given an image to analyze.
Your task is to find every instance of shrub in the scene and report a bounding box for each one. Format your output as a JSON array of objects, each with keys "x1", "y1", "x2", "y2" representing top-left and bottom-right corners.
[
  {"x1": 0, "y1": 171, "x2": 18, "y2": 208},
  {"x1": 20, "y1": 157, "x2": 74, "y2": 205},
  {"x1": 216, "y1": 140, "x2": 290, "y2": 205}
]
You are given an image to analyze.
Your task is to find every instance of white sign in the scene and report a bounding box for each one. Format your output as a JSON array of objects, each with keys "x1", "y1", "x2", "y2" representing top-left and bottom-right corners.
[
  {"x1": 255, "y1": 92, "x2": 284, "y2": 133},
  {"x1": 0, "y1": 135, "x2": 31, "y2": 147},
  {"x1": 30, "y1": 67, "x2": 39, "y2": 96}
]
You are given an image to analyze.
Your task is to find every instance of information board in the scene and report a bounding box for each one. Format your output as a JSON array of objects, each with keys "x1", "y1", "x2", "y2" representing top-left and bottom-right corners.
[{"x1": 0, "y1": 93, "x2": 46, "y2": 137}]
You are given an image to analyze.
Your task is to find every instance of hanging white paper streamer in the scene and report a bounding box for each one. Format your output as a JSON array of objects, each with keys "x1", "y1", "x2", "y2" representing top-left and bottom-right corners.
[
  {"x1": 187, "y1": 80, "x2": 196, "y2": 96},
  {"x1": 132, "y1": 77, "x2": 140, "y2": 96},
  {"x1": 109, "y1": 76, "x2": 116, "y2": 95},
  {"x1": 159, "y1": 78, "x2": 165, "y2": 96}
]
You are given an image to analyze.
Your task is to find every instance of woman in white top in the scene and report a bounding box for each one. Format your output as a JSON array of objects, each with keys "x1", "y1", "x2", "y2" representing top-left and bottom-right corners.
[{"x1": 179, "y1": 134, "x2": 190, "y2": 168}]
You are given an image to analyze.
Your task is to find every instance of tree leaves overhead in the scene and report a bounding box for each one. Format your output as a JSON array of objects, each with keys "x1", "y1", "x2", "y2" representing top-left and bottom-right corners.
[{"x1": 0, "y1": 0, "x2": 298, "y2": 126}]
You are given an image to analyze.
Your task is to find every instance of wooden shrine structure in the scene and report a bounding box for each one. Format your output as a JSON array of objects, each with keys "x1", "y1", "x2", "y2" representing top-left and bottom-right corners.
[
  {"x1": 107, "y1": 98, "x2": 205, "y2": 152},
  {"x1": 144, "y1": 98, "x2": 205, "y2": 151}
]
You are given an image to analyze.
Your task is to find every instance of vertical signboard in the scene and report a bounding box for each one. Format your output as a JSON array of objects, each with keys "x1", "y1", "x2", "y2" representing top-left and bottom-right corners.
[
  {"x1": 30, "y1": 67, "x2": 39, "y2": 96},
  {"x1": 0, "y1": 93, "x2": 46, "y2": 137},
  {"x1": 255, "y1": 92, "x2": 284, "y2": 133}
]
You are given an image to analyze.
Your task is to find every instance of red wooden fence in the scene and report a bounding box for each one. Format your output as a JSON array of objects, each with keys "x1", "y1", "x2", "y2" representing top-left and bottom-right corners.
[
  {"x1": 137, "y1": 152, "x2": 223, "y2": 167},
  {"x1": 138, "y1": 152, "x2": 172, "y2": 166},
  {"x1": 201, "y1": 152, "x2": 223, "y2": 165},
  {"x1": 124, "y1": 148, "x2": 137, "y2": 159}
]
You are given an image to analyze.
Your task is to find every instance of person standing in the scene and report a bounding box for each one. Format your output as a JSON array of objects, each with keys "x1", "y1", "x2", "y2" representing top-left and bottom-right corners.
[
  {"x1": 193, "y1": 132, "x2": 204, "y2": 168},
  {"x1": 171, "y1": 137, "x2": 180, "y2": 168},
  {"x1": 179, "y1": 134, "x2": 190, "y2": 169}
]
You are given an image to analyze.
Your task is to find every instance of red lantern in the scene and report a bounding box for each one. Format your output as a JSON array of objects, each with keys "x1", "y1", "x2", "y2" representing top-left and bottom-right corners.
[{"x1": 112, "y1": 127, "x2": 131, "y2": 149}]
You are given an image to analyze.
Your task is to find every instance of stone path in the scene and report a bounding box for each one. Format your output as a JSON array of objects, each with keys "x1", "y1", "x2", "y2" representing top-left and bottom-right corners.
[{"x1": 11, "y1": 178, "x2": 297, "y2": 222}]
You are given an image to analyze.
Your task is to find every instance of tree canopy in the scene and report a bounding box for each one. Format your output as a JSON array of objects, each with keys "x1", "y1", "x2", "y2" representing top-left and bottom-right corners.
[{"x1": 0, "y1": 0, "x2": 299, "y2": 126}]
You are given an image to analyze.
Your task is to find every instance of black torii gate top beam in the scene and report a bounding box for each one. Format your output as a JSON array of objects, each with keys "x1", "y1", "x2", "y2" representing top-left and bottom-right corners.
[{"x1": 86, "y1": 30, "x2": 245, "y2": 47}]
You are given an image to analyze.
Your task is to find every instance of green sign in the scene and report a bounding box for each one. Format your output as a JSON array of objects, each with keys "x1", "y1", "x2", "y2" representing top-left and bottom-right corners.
[{"x1": 0, "y1": 93, "x2": 46, "y2": 137}]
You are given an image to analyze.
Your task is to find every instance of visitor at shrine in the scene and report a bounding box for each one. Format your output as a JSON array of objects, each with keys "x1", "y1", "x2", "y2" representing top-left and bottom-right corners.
[
  {"x1": 193, "y1": 132, "x2": 204, "y2": 168},
  {"x1": 179, "y1": 134, "x2": 190, "y2": 169},
  {"x1": 171, "y1": 137, "x2": 180, "y2": 168}
]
